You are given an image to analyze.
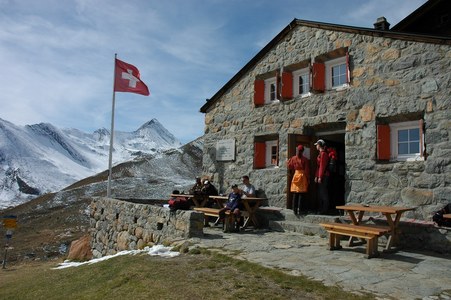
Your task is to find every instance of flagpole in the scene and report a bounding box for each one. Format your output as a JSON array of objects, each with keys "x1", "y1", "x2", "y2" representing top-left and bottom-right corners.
[{"x1": 107, "y1": 53, "x2": 117, "y2": 198}]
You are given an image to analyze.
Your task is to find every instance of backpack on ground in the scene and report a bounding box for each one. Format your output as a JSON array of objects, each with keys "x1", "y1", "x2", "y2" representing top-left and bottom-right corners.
[{"x1": 432, "y1": 203, "x2": 451, "y2": 227}]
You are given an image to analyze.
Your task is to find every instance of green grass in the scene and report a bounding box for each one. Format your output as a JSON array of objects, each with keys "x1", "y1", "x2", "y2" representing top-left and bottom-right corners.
[{"x1": 0, "y1": 251, "x2": 375, "y2": 300}]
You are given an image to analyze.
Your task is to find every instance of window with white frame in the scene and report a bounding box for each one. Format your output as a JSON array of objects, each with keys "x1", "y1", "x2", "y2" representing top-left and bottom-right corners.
[
  {"x1": 266, "y1": 140, "x2": 279, "y2": 167},
  {"x1": 325, "y1": 56, "x2": 348, "y2": 89},
  {"x1": 264, "y1": 77, "x2": 277, "y2": 103},
  {"x1": 254, "y1": 136, "x2": 279, "y2": 169},
  {"x1": 293, "y1": 68, "x2": 310, "y2": 97},
  {"x1": 389, "y1": 121, "x2": 424, "y2": 161}
]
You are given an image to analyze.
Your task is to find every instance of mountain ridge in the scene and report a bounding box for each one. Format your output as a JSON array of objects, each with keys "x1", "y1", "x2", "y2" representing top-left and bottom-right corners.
[{"x1": 0, "y1": 117, "x2": 184, "y2": 209}]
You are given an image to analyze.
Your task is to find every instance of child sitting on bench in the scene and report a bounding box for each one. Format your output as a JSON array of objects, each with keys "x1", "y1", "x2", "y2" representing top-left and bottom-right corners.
[{"x1": 217, "y1": 184, "x2": 243, "y2": 231}]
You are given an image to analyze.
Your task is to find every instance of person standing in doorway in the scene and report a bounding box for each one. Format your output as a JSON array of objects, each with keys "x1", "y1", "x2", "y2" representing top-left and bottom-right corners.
[
  {"x1": 314, "y1": 139, "x2": 330, "y2": 214},
  {"x1": 287, "y1": 145, "x2": 310, "y2": 215}
]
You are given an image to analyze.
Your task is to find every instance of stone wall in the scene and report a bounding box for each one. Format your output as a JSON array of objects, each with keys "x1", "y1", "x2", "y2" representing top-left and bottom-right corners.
[
  {"x1": 201, "y1": 23, "x2": 451, "y2": 220},
  {"x1": 89, "y1": 197, "x2": 204, "y2": 258}
]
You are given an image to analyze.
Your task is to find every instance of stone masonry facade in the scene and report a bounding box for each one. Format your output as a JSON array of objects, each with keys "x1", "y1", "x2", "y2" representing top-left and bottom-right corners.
[
  {"x1": 201, "y1": 21, "x2": 451, "y2": 220},
  {"x1": 89, "y1": 197, "x2": 204, "y2": 258}
]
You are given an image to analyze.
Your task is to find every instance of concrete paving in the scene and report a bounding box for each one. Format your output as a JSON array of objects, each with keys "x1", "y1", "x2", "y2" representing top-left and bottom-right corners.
[{"x1": 188, "y1": 227, "x2": 451, "y2": 300}]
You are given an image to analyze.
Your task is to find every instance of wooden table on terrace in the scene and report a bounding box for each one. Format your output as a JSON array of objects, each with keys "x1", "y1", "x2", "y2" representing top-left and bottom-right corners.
[
  {"x1": 336, "y1": 204, "x2": 416, "y2": 251},
  {"x1": 209, "y1": 195, "x2": 266, "y2": 229}
]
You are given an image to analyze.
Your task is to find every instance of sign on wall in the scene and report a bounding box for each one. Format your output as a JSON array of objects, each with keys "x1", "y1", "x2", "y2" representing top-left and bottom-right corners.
[{"x1": 216, "y1": 139, "x2": 236, "y2": 161}]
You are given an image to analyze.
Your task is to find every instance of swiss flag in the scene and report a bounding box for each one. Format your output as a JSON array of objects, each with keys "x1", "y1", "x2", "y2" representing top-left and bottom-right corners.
[{"x1": 114, "y1": 58, "x2": 150, "y2": 96}]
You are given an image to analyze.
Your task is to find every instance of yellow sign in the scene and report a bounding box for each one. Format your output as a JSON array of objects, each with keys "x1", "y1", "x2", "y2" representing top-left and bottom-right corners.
[{"x1": 3, "y1": 216, "x2": 17, "y2": 229}]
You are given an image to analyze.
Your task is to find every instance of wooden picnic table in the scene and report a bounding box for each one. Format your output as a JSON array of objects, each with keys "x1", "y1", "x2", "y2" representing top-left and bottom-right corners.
[
  {"x1": 209, "y1": 195, "x2": 266, "y2": 229},
  {"x1": 336, "y1": 204, "x2": 416, "y2": 251}
]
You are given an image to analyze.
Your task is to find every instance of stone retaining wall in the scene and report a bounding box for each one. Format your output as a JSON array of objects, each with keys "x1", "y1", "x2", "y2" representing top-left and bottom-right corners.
[{"x1": 89, "y1": 197, "x2": 204, "y2": 258}]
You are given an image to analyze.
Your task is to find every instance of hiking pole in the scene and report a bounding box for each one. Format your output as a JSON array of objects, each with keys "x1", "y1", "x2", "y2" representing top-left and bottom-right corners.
[
  {"x1": 2, "y1": 230, "x2": 13, "y2": 269},
  {"x1": 2, "y1": 242, "x2": 8, "y2": 269}
]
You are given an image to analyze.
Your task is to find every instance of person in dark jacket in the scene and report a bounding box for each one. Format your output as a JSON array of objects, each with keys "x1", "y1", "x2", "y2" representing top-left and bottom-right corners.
[
  {"x1": 217, "y1": 184, "x2": 243, "y2": 231},
  {"x1": 201, "y1": 179, "x2": 219, "y2": 208}
]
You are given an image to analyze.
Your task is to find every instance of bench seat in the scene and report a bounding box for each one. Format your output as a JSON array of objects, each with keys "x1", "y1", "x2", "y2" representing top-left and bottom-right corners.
[
  {"x1": 320, "y1": 222, "x2": 391, "y2": 258},
  {"x1": 194, "y1": 207, "x2": 235, "y2": 232}
]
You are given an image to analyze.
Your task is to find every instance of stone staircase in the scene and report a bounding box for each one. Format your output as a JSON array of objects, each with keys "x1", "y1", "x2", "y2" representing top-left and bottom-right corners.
[{"x1": 257, "y1": 208, "x2": 341, "y2": 236}]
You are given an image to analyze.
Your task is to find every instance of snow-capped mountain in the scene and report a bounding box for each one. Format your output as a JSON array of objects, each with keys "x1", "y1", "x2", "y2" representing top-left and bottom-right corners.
[{"x1": 0, "y1": 118, "x2": 182, "y2": 208}]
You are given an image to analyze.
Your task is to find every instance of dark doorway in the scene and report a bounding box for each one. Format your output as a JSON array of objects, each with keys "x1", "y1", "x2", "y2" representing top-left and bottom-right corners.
[
  {"x1": 287, "y1": 129, "x2": 346, "y2": 214},
  {"x1": 316, "y1": 131, "x2": 346, "y2": 214}
]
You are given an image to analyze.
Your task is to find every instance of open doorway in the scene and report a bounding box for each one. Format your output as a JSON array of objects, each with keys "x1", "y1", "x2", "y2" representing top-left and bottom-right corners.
[{"x1": 287, "y1": 129, "x2": 345, "y2": 214}]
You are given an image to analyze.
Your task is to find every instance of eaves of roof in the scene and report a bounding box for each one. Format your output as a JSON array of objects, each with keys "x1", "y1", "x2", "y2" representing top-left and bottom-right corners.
[
  {"x1": 199, "y1": 18, "x2": 451, "y2": 113},
  {"x1": 391, "y1": 0, "x2": 441, "y2": 31}
]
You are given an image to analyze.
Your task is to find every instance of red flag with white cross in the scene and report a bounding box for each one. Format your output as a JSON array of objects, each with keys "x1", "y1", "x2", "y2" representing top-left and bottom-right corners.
[{"x1": 114, "y1": 58, "x2": 150, "y2": 96}]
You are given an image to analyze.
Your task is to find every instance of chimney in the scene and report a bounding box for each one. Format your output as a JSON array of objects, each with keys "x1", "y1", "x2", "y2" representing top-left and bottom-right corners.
[{"x1": 373, "y1": 17, "x2": 390, "y2": 31}]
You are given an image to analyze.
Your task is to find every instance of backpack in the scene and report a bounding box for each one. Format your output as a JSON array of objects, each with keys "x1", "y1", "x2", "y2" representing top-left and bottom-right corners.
[
  {"x1": 326, "y1": 147, "x2": 337, "y2": 173},
  {"x1": 168, "y1": 197, "x2": 190, "y2": 212},
  {"x1": 432, "y1": 203, "x2": 451, "y2": 227}
]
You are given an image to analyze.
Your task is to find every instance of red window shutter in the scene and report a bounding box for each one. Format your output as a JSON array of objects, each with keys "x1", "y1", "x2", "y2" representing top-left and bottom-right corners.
[
  {"x1": 377, "y1": 125, "x2": 390, "y2": 160},
  {"x1": 254, "y1": 142, "x2": 266, "y2": 169},
  {"x1": 281, "y1": 71, "x2": 293, "y2": 100},
  {"x1": 254, "y1": 80, "x2": 265, "y2": 106},
  {"x1": 312, "y1": 63, "x2": 325, "y2": 92},
  {"x1": 346, "y1": 51, "x2": 350, "y2": 84}
]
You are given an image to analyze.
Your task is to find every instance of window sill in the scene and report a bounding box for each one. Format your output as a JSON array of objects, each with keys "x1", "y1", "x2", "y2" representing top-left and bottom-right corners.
[
  {"x1": 293, "y1": 92, "x2": 311, "y2": 98},
  {"x1": 393, "y1": 156, "x2": 425, "y2": 162},
  {"x1": 331, "y1": 83, "x2": 350, "y2": 92},
  {"x1": 264, "y1": 99, "x2": 280, "y2": 105},
  {"x1": 255, "y1": 165, "x2": 280, "y2": 170}
]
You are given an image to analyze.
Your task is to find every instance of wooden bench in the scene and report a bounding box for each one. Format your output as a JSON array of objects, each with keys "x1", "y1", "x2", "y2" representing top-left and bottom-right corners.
[
  {"x1": 320, "y1": 222, "x2": 391, "y2": 258},
  {"x1": 193, "y1": 207, "x2": 235, "y2": 232}
]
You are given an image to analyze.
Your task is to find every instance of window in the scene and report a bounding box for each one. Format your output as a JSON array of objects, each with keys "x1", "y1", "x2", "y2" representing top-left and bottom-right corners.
[
  {"x1": 266, "y1": 140, "x2": 279, "y2": 166},
  {"x1": 377, "y1": 120, "x2": 424, "y2": 161},
  {"x1": 312, "y1": 48, "x2": 350, "y2": 92},
  {"x1": 390, "y1": 121, "x2": 423, "y2": 161},
  {"x1": 325, "y1": 56, "x2": 349, "y2": 90},
  {"x1": 254, "y1": 135, "x2": 279, "y2": 168},
  {"x1": 293, "y1": 68, "x2": 310, "y2": 96},
  {"x1": 265, "y1": 77, "x2": 278, "y2": 103}
]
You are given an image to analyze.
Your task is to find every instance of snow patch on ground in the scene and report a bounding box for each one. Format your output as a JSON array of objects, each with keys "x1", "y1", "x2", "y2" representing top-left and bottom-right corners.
[{"x1": 53, "y1": 245, "x2": 180, "y2": 269}]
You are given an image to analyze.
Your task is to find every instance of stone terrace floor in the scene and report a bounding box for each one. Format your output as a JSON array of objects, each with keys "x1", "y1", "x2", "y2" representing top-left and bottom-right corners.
[{"x1": 188, "y1": 227, "x2": 451, "y2": 300}]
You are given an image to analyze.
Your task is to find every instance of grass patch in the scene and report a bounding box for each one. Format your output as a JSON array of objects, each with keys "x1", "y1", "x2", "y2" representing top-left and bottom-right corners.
[{"x1": 0, "y1": 251, "x2": 374, "y2": 300}]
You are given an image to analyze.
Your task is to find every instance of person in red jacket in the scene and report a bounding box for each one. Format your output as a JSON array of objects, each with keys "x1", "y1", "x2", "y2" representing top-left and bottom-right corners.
[
  {"x1": 314, "y1": 139, "x2": 330, "y2": 214},
  {"x1": 287, "y1": 145, "x2": 310, "y2": 215}
]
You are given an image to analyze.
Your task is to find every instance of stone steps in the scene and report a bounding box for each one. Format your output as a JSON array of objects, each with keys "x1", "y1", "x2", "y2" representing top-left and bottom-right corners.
[{"x1": 258, "y1": 208, "x2": 342, "y2": 236}]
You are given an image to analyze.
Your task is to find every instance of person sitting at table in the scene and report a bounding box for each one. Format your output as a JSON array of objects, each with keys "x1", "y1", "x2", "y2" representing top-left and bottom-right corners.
[
  {"x1": 241, "y1": 175, "x2": 256, "y2": 198},
  {"x1": 189, "y1": 176, "x2": 203, "y2": 195},
  {"x1": 188, "y1": 176, "x2": 204, "y2": 207},
  {"x1": 216, "y1": 184, "x2": 243, "y2": 232},
  {"x1": 201, "y1": 179, "x2": 219, "y2": 207}
]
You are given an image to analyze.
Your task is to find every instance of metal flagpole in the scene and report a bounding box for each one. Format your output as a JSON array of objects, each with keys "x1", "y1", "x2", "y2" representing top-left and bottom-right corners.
[{"x1": 107, "y1": 53, "x2": 117, "y2": 198}]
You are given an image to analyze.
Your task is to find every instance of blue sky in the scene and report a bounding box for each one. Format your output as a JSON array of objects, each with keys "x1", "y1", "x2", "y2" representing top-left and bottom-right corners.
[{"x1": 0, "y1": 0, "x2": 426, "y2": 144}]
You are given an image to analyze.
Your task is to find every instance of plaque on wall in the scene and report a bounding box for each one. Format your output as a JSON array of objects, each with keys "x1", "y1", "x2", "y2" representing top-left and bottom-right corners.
[{"x1": 216, "y1": 139, "x2": 236, "y2": 161}]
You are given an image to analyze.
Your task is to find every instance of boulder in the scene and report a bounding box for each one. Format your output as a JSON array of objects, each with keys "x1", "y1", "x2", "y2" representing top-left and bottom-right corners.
[{"x1": 67, "y1": 235, "x2": 93, "y2": 261}]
